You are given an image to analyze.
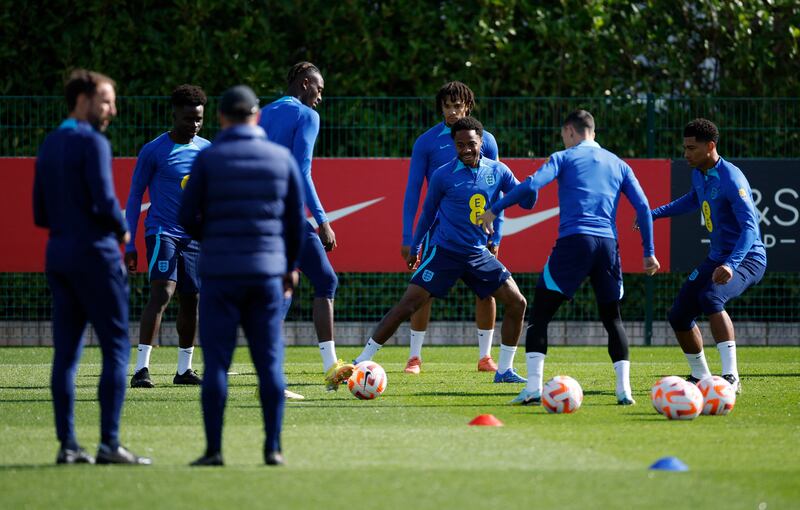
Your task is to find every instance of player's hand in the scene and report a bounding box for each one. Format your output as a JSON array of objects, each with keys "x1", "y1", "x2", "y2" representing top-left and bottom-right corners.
[
  {"x1": 406, "y1": 252, "x2": 420, "y2": 271},
  {"x1": 124, "y1": 251, "x2": 138, "y2": 274},
  {"x1": 643, "y1": 256, "x2": 660, "y2": 276},
  {"x1": 633, "y1": 218, "x2": 640, "y2": 231},
  {"x1": 119, "y1": 231, "x2": 131, "y2": 245},
  {"x1": 283, "y1": 270, "x2": 300, "y2": 298},
  {"x1": 477, "y1": 210, "x2": 497, "y2": 235},
  {"x1": 487, "y1": 242, "x2": 499, "y2": 257},
  {"x1": 401, "y1": 245, "x2": 410, "y2": 261},
  {"x1": 318, "y1": 222, "x2": 337, "y2": 252},
  {"x1": 712, "y1": 264, "x2": 733, "y2": 284}
]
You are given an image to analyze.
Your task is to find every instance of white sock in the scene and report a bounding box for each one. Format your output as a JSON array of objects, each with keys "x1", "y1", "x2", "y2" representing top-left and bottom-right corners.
[
  {"x1": 355, "y1": 338, "x2": 382, "y2": 364},
  {"x1": 497, "y1": 344, "x2": 517, "y2": 373},
  {"x1": 613, "y1": 360, "x2": 632, "y2": 399},
  {"x1": 135, "y1": 344, "x2": 152, "y2": 372},
  {"x1": 177, "y1": 347, "x2": 194, "y2": 375},
  {"x1": 685, "y1": 351, "x2": 713, "y2": 379},
  {"x1": 319, "y1": 340, "x2": 337, "y2": 372},
  {"x1": 717, "y1": 341, "x2": 738, "y2": 378},
  {"x1": 525, "y1": 352, "x2": 546, "y2": 395},
  {"x1": 477, "y1": 328, "x2": 494, "y2": 359},
  {"x1": 409, "y1": 330, "x2": 425, "y2": 359}
]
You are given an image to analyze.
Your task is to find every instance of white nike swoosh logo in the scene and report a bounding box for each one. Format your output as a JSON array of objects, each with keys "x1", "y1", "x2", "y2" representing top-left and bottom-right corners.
[
  {"x1": 123, "y1": 202, "x2": 151, "y2": 220},
  {"x1": 502, "y1": 207, "x2": 560, "y2": 236},
  {"x1": 454, "y1": 182, "x2": 466, "y2": 187},
  {"x1": 307, "y1": 197, "x2": 385, "y2": 229},
  {"x1": 439, "y1": 145, "x2": 450, "y2": 149}
]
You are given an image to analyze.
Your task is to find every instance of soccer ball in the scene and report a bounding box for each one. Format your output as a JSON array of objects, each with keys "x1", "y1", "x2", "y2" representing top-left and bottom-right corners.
[
  {"x1": 347, "y1": 361, "x2": 387, "y2": 400},
  {"x1": 697, "y1": 376, "x2": 736, "y2": 416},
  {"x1": 650, "y1": 376, "x2": 686, "y2": 415},
  {"x1": 542, "y1": 375, "x2": 583, "y2": 414},
  {"x1": 658, "y1": 379, "x2": 703, "y2": 420}
]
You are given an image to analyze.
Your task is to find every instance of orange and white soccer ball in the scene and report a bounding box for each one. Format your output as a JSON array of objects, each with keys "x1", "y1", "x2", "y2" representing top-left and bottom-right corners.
[
  {"x1": 650, "y1": 376, "x2": 686, "y2": 415},
  {"x1": 542, "y1": 375, "x2": 583, "y2": 414},
  {"x1": 348, "y1": 361, "x2": 387, "y2": 400},
  {"x1": 658, "y1": 378, "x2": 703, "y2": 420},
  {"x1": 698, "y1": 376, "x2": 736, "y2": 415}
]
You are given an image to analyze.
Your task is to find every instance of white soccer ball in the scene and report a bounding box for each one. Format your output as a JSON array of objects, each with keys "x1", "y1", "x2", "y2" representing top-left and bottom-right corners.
[
  {"x1": 542, "y1": 375, "x2": 583, "y2": 414},
  {"x1": 658, "y1": 379, "x2": 703, "y2": 420},
  {"x1": 347, "y1": 361, "x2": 387, "y2": 400},
  {"x1": 697, "y1": 376, "x2": 736, "y2": 416},
  {"x1": 650, "y1": 376, "x2": 686, "y2": 415}
]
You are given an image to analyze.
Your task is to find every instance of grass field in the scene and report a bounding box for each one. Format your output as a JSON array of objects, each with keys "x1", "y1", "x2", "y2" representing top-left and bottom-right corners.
[{"x1": 1, "y1": 345, "x2": 798, "y2": 509}]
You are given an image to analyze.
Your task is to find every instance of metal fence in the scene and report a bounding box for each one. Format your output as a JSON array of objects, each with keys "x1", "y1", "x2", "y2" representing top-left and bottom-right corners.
[{"x1": 1, "y1": 95, "x2": 798, "y2": 346}]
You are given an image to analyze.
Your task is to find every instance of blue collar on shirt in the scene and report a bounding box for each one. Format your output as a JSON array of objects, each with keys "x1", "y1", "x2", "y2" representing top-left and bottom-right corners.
[
  {"x1": 215, "y1": 124, "x2": 267, "y2": 142},
  {"x1": 454, "y1": 158, "x2": 483, "y2": 173},
  {"x1": 59, "y1": 118, "x2": 80, "y2": 130},
  {"x1": 575, "y1": 139, "x2": 601, "y2": 149},
  {"x1": 439, "y1": 123, "x2": 451, "y2": 137},
  {"x1": 698, "y1": 157, "x2": 723, "y2": 181}
]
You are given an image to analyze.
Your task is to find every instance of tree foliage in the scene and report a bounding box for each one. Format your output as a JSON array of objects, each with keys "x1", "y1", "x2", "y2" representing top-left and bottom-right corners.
[{"x1": 2, "y1": 1, "x2": 798, "y2": 97}]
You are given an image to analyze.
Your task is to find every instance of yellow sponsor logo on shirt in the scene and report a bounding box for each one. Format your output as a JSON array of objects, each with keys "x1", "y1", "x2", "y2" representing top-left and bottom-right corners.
[
  {"x1": 702, "y1": 200, "x2": 713, "y2": 232},
  {"x1": 738, "y1": 188, "x2": 748, "y2": 200},
  {"x1": 181, "y1": 175, "x2": 190, "y2": 190},
  {"x1": 469, "y1": 194, "x2": 487, "y2": 225}
]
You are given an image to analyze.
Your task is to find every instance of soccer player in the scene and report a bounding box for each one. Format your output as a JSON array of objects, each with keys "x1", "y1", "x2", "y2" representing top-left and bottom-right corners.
[
  {"x1": 180, "y1": 85, "x2": 305, "y2": 467},
  {"x1": 258, "y1": 62, "x2": 353, "y2": 390},
  {"x1": 33, "y1": 69, "x2": 150, "y2": 464},
  {"x1": 479, "y1": 110, "x2": 660, "y2": 406},
  {"x1": 401, "y1": 81, "x2": 503, "y2": 374},
  {"x1": 354, "y1": 117, "x2": 531, "y2": 384},
  {"x1": 648, "y1": 119, "x2": 766, "y2": 393},
  {"x1": 125, "y1": 85, "x2": 210, "y2": 388}
]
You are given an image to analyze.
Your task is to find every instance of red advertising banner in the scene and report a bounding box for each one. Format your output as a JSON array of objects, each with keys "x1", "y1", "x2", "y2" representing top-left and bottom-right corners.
[{"x1": 1, "y1": 157, "x2": 671, "y2": 273}]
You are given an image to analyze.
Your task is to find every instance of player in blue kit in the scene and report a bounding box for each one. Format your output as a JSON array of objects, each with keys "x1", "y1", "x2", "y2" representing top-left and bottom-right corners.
[
  {"x1": 480, "y1": 110, "x2": 660, "y2": 406},
  {"x1": 355, "y1": 117, "x2": 531, "y2": 383},
  {"x1": 125, "y1": 85, "x2": 210, "y2": 388},
  {"x1": 259, "y1": 62, "x2": 354, "y2": 391},
  {"x1": 34, "y1": 69, "x2": 150, "y2": 464},
  {"x1": 401, "y1": 81, "x2": 503, "y2": 375},
  {"x1": 647, "y1": 119, "x2": 766, "y2": 393}
]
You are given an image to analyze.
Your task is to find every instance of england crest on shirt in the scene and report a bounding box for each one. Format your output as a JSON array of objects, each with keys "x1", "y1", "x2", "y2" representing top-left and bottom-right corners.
[{"x1": 485, "y1": 173, "x2": 495, "y2": 186}]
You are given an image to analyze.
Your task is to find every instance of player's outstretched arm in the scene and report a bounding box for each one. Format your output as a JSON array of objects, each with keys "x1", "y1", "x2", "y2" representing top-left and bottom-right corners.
[
  {"x1": 401, "y1": 138, "x2": 428, "y2": 251},
  {"x1": 651, "y1": 191, "x2": 699, "y2": 220},
  {"x1": 123, "y1": 145, "x2": 155, "y2": 271}
]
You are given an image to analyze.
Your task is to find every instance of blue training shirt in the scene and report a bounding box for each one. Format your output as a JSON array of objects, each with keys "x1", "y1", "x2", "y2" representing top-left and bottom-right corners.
[
  {"x1": 402, "y1": 122, "x2": 499, "y2": 246},
  {"x1": 410, "y1": 157, "x2": 523, "y2": 256},
  {"x1": 125, "y1": 132, "x2": 210, "y2": 251},
  {"x1": 33, "y1": 119, "x2": 128, "y2": 271},
  {"x1": 651, "y1": 157, "x2": 766, "y2": 270},
  {"x1": 491, "y1": 139, "x2": 655, "y2": 257},
  {"x1": 259, "y1": 96, "x2": 327, "y2": 225}
]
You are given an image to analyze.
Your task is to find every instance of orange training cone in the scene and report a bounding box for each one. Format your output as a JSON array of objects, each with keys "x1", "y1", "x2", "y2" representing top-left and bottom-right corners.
[{"x1": 468, "y1": 414, "x2": 504, "y2": 426}]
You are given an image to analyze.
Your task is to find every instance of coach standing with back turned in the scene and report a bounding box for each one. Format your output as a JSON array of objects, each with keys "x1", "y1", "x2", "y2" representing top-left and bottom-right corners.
[{"x1": 179, "y1": 85, "x2": 305, "y2": 466}]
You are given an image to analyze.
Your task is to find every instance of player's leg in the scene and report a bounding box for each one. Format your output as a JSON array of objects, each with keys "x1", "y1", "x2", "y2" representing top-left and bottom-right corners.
[
  {"x1": 590, "y1": 238, "x2": 635, "y2": 405},
  {"x1": 83, "y1": 262, "x2": 149, "y2": 464},
  {"x1": 132, "y1": 234, "x2": 179, "y2": 388},
  {"x1": 460, "y1": 250, "x2": 525, "y2": 382},
  {"x1": 46, "y1": 271, "x2": 93, "y2": 464},
  {"x1": 192, "y1": 278, "x2": 240, "y2": 466},
  {"x1": 406, "y1": 232, "x2": 434, "y2": 373},
  {"x1": 173, "y1": 238, "x2": 201, "y2": 385},
  {"x1": 697, "y1": 256, "x2": 766, "y2": 393},
  {"x1": 668, "y1": 260, "x2": 715, "y2": 382},
  {"x1": 240, "y1": 276, "x2": 286, "y2": 465},
  {"x1": 475, "y1": 296, "x2": 498, "y2": 371}
]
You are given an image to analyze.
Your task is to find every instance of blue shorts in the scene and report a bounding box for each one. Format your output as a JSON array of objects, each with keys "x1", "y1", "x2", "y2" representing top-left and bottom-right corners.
[
  {"x1": 668, "y1": 255, "x2": 766, "y2": 331},
  {"x1": 145, "y1": 231, "x2": 200, "y2": 294},
  {"x1": 537, "y1": 234, "x2": 622, "y2": 302},
  {"x1": 410, "y1": 245, "x2": 511, "y2": 299},
  {"x1": 297, "y1": 221, "x2": 338, "y2": 299}
]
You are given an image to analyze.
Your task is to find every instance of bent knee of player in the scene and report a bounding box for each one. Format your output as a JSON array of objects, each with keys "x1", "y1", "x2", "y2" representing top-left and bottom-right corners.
[
  {"x1": 668, "y1": 306, "x2": 695, "y2": 332},
  {"x1": 312, "y1": 270, "x2": 338, "y2": 298},
  {"x1": 698, "y1": 291, "x2": 725, "y2": 316}
]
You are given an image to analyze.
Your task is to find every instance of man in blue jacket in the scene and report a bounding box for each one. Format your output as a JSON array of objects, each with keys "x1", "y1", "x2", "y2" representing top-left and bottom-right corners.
[
  {"x1": 649, "y1": 119, "x2": 766, "y2": 393},
  {"x1": 33, "y1": 69, "x2": 151, "y2": 465},
  {"x1": 180, "y1": 85, "x2": 305, "y2": 467}
]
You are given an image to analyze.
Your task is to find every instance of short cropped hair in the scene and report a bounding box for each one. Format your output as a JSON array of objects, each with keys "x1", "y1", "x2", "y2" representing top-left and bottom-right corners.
[
  {"x1": 65, "y1": 69, "x2": 115, "y2": 112},
  {"x1": 563, "y1": 109, "x2": 595, "y2": 132},
  {"x1": 436, "y1": 81, "x2": 475, "y2": 115},
  {"x1": 287, "y1": 62, "x2": 321, "y2": 86},
  {"x1": 684, "y1": 118, "x2": 719, "y2": 144},
  {"x1": 171, "y1": 84, "x2": 207, "y2": 108},
  {"x1": 450, "y1": 116, "x2": 483, "y2": 139}
]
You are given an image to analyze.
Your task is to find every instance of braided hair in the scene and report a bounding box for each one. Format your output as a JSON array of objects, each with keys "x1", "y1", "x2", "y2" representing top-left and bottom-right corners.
[
  {"x1": 435, "y1": 81, "x2": 475, "y2": 115},
  {"x1": 287, "y1": 62, "x2": 321, "y2": 86}
]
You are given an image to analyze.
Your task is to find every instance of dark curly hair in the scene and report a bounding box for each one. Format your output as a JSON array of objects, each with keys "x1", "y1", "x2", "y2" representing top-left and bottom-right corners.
[
  {"x1": 287, "y1": 62, "x2": 321, "y2": 86},
  {"x1": 435, "y1": 81, "x2": 475, "y2": 115},
  {"x1": 684, "y1": 118, "x2": 719, "y2": 144},
  {"x1": 171, "y1": 84, "x2": 207, "y2": 108},
  {"x1": 450, "y1": 116, "x2": 483, "y2": 139}
]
